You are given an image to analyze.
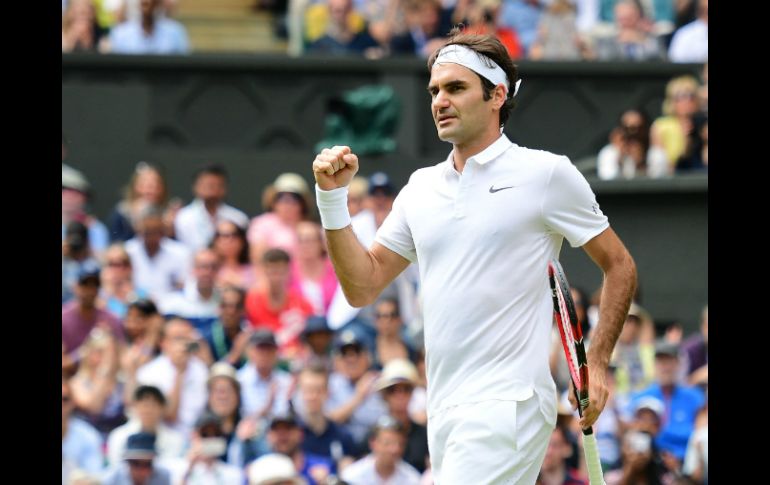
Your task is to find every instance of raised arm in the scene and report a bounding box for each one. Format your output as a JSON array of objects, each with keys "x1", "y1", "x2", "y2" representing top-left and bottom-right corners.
[
  {"x1": 578, "y1": 226, "x2": 637, "y2": 428},
  {"x1": 312, "y1": 146, "x2": 411, "y2": 307}
]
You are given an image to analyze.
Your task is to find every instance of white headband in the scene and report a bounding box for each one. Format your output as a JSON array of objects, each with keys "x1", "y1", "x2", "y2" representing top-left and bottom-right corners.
[{"x1": 434, "y1": 44, "x2": 522, "y2": 97}]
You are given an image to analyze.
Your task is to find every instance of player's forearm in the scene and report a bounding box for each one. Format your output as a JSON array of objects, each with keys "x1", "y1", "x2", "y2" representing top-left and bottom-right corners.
[
  {"x1": 588, "y1": 254, "x2": 637, "y2": 369},
  {"x1": 325, "y1": 226, "x2": 383, "y2": 307}
]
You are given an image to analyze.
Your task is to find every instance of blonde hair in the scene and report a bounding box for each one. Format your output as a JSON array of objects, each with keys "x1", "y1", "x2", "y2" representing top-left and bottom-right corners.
[{"x1": 662, "y1": 75, "x2": 699, "y2": 116}]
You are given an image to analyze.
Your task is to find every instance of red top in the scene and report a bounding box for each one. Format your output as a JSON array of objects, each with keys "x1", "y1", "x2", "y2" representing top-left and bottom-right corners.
[{"x1": 244, "y1": 288, "x2": 314, "y2": 361}]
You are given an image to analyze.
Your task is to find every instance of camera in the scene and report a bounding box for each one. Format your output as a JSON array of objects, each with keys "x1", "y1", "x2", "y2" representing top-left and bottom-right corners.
[
  {"x1": 199, "y1": 437, "x2": 227, "y2": 458},
  {"x1": 626, "y1": 431, "x2": 652, "y2": 453},
  {"x1": 186, "y1": 341, "x2": 200, "y2": 353}
]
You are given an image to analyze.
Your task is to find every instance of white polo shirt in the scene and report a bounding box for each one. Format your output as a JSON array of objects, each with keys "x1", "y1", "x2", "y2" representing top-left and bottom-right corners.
[
  {"x1": 174, "y1": 199, "x2": 250, "y2": 252},
  {"x1": 126, "y1": 237, "x2": 192, "y2": 302},
  {"x1": 375, "y1": 135, "x2": 609, "y2": 424}
]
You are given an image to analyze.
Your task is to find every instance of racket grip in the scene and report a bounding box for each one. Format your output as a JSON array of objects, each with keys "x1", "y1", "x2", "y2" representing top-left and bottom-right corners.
[{"x1": 581, "y1": 432, "x2": 606, "y2": 485}]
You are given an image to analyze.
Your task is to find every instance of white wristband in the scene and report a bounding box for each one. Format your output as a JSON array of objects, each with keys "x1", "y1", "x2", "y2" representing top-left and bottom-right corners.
[{"x1": 315, "y1": 184, "x2": 351, "y2": 230}]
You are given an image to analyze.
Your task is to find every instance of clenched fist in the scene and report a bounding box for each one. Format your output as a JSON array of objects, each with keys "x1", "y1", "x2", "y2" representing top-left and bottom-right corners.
[{"x1": 312, "y1": 145, "x2": 359, "y2": 191}]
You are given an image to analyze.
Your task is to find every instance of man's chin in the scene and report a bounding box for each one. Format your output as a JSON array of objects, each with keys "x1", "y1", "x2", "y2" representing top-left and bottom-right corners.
[{"x1": 436, "y1": 128, "x2": 456, "y2": 143}]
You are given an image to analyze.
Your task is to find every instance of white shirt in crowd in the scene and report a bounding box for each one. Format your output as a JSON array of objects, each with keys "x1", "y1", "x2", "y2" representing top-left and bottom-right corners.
[
  {"x1": 136, "y1": 355, "x2": 209, "y2": 436},
  {"x1": 174, "y1": 199, "x2": 249, "y2": 252},
  {"x1": 126, "y1": 237, "x2": 191, "y2": 302},
  {"x1": 341, "y1": 454, "x2": 422, "y2": 485}
]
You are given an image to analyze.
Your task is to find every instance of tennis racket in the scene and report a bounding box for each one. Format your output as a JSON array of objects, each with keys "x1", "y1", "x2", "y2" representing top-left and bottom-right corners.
[{"x1": 548, "y1": 259, "x2": 605, "y2": 485}]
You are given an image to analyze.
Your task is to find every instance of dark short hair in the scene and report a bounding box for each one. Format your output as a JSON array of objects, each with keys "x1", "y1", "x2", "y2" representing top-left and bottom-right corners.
[
  {"x1": 427, "y1": 28, "x2": 519, "y2": 128},
  {"x1": 128, "y1": 298, "x2": 158, "y2": 317},
  {"x1": 134, "y1": 385, "x2": 166, "y2": 406},
  {"x1": 375, "y1": 297, "x2": 400, "y2": 317},
  {"x1": 263, "y1": 248, "x2": 291, "y2": 265},
  {"x1": 194, "y1": 163, "x2": 228, "y2": 183}
]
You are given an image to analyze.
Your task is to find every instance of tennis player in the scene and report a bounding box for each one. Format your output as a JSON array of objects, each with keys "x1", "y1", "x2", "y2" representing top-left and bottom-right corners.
[{"x1": 312, "y1": 29, "x2": 637, "y2": 484}]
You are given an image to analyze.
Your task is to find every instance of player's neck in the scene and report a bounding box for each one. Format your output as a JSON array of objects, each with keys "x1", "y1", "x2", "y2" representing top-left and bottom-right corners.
[{"x1": 452, "y1": 130, "x2": 503, "y2": 173}]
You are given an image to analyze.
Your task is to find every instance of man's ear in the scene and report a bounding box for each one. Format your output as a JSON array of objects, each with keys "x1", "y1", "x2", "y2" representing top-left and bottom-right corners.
[{"x1": 494, "y1": 84, "x2": 507, "y2": 110}]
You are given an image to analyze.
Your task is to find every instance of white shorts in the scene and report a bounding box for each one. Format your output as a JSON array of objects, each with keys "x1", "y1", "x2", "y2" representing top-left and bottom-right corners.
[{"x1": 428, "y1": 395, "x2": 553, "y2": 485}]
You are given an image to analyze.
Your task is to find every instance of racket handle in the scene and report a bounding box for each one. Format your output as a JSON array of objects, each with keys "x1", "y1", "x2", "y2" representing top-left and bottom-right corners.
[{"x1": 581, "y1": 431, "x2": 606, "y2": 485}]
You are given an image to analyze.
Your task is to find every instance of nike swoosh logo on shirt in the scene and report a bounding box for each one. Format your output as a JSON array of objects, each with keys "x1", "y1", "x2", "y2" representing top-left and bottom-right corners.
[{"x1": 489, "y1": 185, "x2": 515, "y2": 193}]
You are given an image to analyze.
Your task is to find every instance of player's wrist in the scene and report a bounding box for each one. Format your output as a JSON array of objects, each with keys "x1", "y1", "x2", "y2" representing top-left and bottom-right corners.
[{"x1": 315, "y1": 184, "x2": 351, "y2": 230}]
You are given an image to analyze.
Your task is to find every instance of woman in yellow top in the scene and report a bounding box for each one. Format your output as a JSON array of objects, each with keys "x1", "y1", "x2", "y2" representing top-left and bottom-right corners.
[{"x1": 650, "y1": 75, "x2": 702, "y2": 169}]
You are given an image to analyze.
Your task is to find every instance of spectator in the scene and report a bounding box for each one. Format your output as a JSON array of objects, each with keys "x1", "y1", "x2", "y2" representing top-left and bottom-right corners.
[
  {"x1": 71, "y1": 328, "x2": 126, "y2": 437},
  {"x1": 237, "y1": 330, "x2": 294, "y2": 419},
  {"x1": 107, "y1": 0, "x2": 190, "y2": 54},
  {"x1": 597, "y1": 109, "x2": 669, "y2": 180},
  {"x1": 62, "y1": 0, "x2": 108, "y2": 52},
  {"x1": 108, "y1": 162, "x2": 172, "y2": 241},
  {"x1": 165, "y1": 412, "x2": 244, "y2": 484},
  {"x1": 372, "y1": 297, "x2": 414, "y2": 369},
  {"x1": 107, "y1": 385, "x2": 186, "y2": 467},
  {"x1": 175, "y1": 164, "x2": 250, "y2": 252},
  {"x1": 101, "y1": 432, "x2": 172, "y2": 485},
  {"x1": 611, "y1": 303, "x2": 656, "y2": 397},
  {"x1": 62, "y1": 165, "x2": 110, "y2": 259},
  {"x1": 529, "y1": 0, "x2": 586, "y2": 60},
  {"x1": 99, "y1": 243, "x2": 149, "y2": 319},
  {"x1": 592, "y1": 0, "x2": 664, "y2": 60},
  {"x1": 108, "y1": 162, "x2": 173, "y2": 243},
  {"x1": 629, "y1": 342, "x2": 705, "y2": 462},
  {"x1": 297, "y1": 316, "x2": 336, "y2": 373},
  {"x1": 265, "y1": 412, "x2": 337, "y2": 485},
  {"x1": 211, "y1": 220, "x2": 258, "y2": 291},
  {"x1": 111, "y1": 0, "x2": 180, "y2": 23},
  {"x1": 679, "y1": 305, "x2": 708, "y2": 387},
  {"x1": 205, "y1": 363, "x2": 243, "y2": 455},
  {"x1": 675, "y1": 116, "x2": 707, "y2": 174},
  {"x1": 605, "y1": 397, "x2": 678, "y2": 485},
  {"x1": 159, "y1": 248, "x2": 222, "y2": 336},
  {"x1": 682, "y1": 399, "x2": 707, "y2": 483},
  {"x1": 650, "y1": 75, "x2": 702, "y2": 169},
  {"x1": 340, "y1": 415, "x2": 421, "y2": 485},
  {"x1": 62, "y1": 266, "x2": 124, "y2": 363},
  {"x1": 291, "y1": 221, "x2": 338, "y2": 316},
  {"x1": 62, "y1": 221, "x2": 101, "y2": 304},
  {"x1": 248, "y1": 172, "x2": 312, "y2": 265},
  {"x1": 245, "y1": 249, "x2": 314, "y2": 363},
  {"x1": 327, "y1": 330, "x2": 388, "y2": 452},
  {"x1": 120, "y1": 299, "x2": 164, "y2": 381},
  {"x1": 205, "y1": 286, "x2": 253, "y2": 369},
  {"x1": 63, "y1": 377, "x2": 104, "y2": 476},
  {"x1": 375, "y1": 359, "x2": 429, "y2": 473},
  {"x1": 390, "y1": 0, "x2": 452, "y2": 57},
  {"x1": 668, "y1": 0, "x2": 707, "y2": 63},
  {"x1": 294, "y1": 364, "x2": 356, "y2": 467},
  {"x1": 346, "y1": 175, "x2": 369, "y2": 217},
  {"x1": 455, "y1": 0, "x2": 524, "y2": 59},
  {"x1": 135, "y1": 318, "x2": 209, "y2": 435},
  {"x1": 498, "y1": 0, "x2": 543, "y2": 56},
  {"x1": 537, "y1": 424, "x2": 587, "y2": 485},
  {"x1": 306, "y1": 0, "x2": 381, "y2": 56},
  {"x1": 247, "y1": 453, "x2": 306, "y2": 485},
  {"x1": 125, "y1": 206, "x2": 192, "y2": 301}
]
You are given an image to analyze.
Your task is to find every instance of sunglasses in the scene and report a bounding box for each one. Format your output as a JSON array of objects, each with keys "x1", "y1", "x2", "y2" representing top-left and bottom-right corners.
[
  {"x1": 107, "y1": 260, "x2": 130, "y2": 268},
  {"x1": 127, "y1": 460, "x2": 153, "y2": 469},
  {"x1": 375, "y1": 312, "x2": 398, "y2": 319},
  {"x1": 216, "y1": 231, "x2": 239, "y2": 238}
]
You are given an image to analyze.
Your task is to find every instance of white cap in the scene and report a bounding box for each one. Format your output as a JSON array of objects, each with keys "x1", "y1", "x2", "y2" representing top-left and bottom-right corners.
[
  {"x1": 375, "y1": 358, "x2": 418, "y2": 392},
  {"x1": 247, "y1": 453, "x2": 307, "y2": 485}
]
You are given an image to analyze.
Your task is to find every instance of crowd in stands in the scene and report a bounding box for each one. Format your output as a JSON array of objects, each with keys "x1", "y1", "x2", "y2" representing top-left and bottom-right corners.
[
  {"x1": 63, "y1": 137, "x2": 708, "y2": 482},
  {"x1": 62, "y1": 0, "x2": 707, "y2": 63},
  {"x1": 596, "y1": 65, "x2": 707, "y2": 180}
]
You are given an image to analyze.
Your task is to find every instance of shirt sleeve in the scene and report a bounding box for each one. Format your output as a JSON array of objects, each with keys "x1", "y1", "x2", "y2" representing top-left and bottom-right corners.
[
  {"x1": 375, "y1": 184, "x2": 418, "y2": 263},
  {"x1": 542, "y1": 156, "x2": 609, "y2": 248}
]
